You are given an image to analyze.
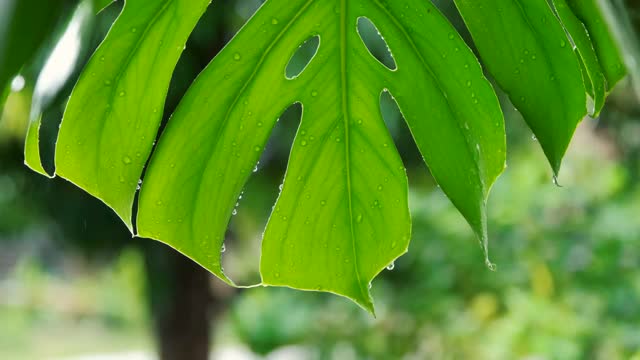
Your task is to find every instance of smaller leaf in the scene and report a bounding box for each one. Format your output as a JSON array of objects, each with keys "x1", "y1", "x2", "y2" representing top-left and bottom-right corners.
[
  {"x1": 25, "y1": 1, "x2": 94, "y2": 176},
  {"x1": 454, "y1": 0, "x2": 586, "y2": 175},
  {"x1": 0, "y1": 0, "x2": 66, "y2": 110},
  {"x1": 552, "y1": 0, "x2": 607, "y2": 116},
  {"x1": 567, "y1": 0, "x2": 626, "y2": 90},
  {"x1": 55, "y1": 0, "x2": 211, "y2": 230},
  {"x1": 24, "y1": 114, "x2": 48, "y2": 176}
]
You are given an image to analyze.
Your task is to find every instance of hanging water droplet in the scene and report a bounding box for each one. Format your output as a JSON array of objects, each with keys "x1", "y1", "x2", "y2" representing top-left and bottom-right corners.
[
  {"x1": 386, "y1": 262, "x2": 395, "y2": 270},
  {"x1": 232, "y1": 209, "x2": 237, "y2": 216},
  {"x1": 221, "y1": 243, "x2": 226, "y2": 253},
  {"x1": 552, "y1": 174, "x2": 562, "y2": 187},
  {"x1": 531, "y1": 134, "x2": 537, "y2": 141},
  {"x1": 485, "y1": 259, "x2": 496, "y2": 271}
]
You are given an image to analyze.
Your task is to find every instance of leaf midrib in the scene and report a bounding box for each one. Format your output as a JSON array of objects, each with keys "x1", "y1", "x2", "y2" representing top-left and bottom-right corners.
[{"x1": 340, "y1": 0, "x2": 368, "y2": 305}]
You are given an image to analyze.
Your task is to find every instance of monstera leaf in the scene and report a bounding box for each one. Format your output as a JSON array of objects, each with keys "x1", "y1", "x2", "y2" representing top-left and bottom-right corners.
[{"x1": 19, "y1": 0, "x2": 625, "y2": 312}]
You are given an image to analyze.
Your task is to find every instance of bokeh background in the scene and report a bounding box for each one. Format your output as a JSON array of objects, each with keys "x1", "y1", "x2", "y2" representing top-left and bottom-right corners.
[{"x1": 2, "y1": 0, "x2": 640, "y2": 359}]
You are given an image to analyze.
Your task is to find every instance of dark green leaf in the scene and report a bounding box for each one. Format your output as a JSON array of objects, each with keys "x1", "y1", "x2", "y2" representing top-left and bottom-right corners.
[{"x1": 454, "y1": 0, "x2": 586, "y2": 174}]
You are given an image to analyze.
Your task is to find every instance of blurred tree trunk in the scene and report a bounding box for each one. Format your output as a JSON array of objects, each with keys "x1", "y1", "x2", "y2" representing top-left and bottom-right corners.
[
  {"x1": 140, "y1": 1, "x2": 235, "y2": 359},
  {"x1": 142, "y1": 242, "x2": 219, "y2": 360}
]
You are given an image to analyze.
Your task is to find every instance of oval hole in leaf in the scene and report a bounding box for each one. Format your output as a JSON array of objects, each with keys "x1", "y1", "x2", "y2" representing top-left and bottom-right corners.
[
  {"x1": 357, "y1": 17, "x2": 397, "y2": 71},
  {"x1": 285, "y1": 35, "x2": 320, "y2": 80}
]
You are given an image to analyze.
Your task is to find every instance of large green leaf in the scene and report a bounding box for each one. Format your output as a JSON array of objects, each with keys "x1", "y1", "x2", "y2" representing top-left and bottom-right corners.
[
  {"x1": 55, "y1": 0, "x2": 211, "y2": 230},
  {"x1": 454, "y1": 0, "x2": 587, "y2": 176},
  {"x1": 136, "y1": 0, "x2": 505, "y2": 311}
]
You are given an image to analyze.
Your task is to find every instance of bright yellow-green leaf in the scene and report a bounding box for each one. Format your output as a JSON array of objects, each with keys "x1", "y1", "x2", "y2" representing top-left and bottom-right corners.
[{"x1": 136, "y1": 0, "x2": 505, "y2": 312}]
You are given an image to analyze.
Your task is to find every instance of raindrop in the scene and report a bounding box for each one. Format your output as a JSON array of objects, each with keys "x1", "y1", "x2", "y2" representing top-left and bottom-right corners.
[
  {"x1": 119, "y1": 91, "x2": 125, "y2": 97},
  {"x1": 10, "y1": 75, "x2": 25, "y2": 92},
  {"x1": 485, "y1": 259, "x2": 497, "y2": 271},
  {"x1": 311, "y1": 90, "x2": 318, "y2": 97},
  {"x1": 271, "y1": 18, "x2": 279, "y2": 25},
  {"x1": 233, "y1": 53, "x2": 241, "y2": 61},
  {"x1": 122, "y1": 156, "x2": 132, "y2": 164},
  {"x1": 560, "y1": 39, "x2": 567, "y2": 47},
  {"x1": 356, "y1": 214, "x2": 363, "y2": 223}
]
